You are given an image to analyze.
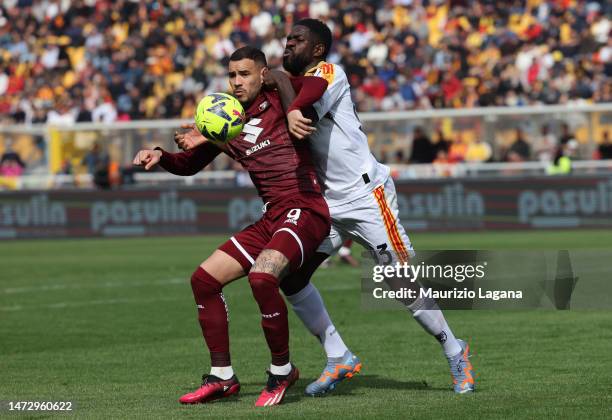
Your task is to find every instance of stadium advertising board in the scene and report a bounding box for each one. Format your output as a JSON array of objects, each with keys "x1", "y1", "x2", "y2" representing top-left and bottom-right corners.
[{"x1": 1, "y1": 175, "x2": 611, "y2": 239}]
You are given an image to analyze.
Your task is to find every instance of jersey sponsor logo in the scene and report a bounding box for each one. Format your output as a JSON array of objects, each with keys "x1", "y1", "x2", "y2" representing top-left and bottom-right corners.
[
  {"x1": 313, "y1": 62, "x2": 335, "y2": 85},
  {"x1": 320, "y1": 63, "x2": 334, "y2": 75},
  {"x1": 262, "y1": 312, "x2": 280, "y2": 318},
  {"x1": 245, "y1": 139, "x2": 271, "y2": 155},
  {"x1": 242, "y1": 118, "x2": 263, "y2": 144},
  {"x1": 283, "y1": 208, "x2": 301, "y2": 225}
]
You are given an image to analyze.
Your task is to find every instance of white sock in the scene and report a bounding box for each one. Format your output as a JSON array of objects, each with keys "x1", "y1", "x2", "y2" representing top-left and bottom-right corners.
[
  {"x1": 412, "y1": 308, "x2": 462, "y2": 358},
  {"x1": 321, "y1": 324, "x2": 347, "y2": 358},
  {"x1": 286, "y1": 283, "x2": 348, "y2": 358},
  {"x1": 210, "y1": 366, "x2": 234, "y2": 380},
  {"x1": 270, "y1": 362, "x2": 292, "y2": 376}
]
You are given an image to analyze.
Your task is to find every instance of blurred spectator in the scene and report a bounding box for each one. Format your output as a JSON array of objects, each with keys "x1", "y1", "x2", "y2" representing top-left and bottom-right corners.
[
  {"x1": 465, "y1": 137, "x2": 492, "y2": 163},
  {"x1": 47, "y1": 98, "x2": 78, "y2": 125},
  {"x1": 434, "y1": 149, "x2": 451, "y2": 165},
  {"x1": 598, "y1": 131, "x2": 612, "y2": 160},
  {"x1": 0, "y1": 0, "x2": 609, "y2": 126},
  {"x1": 380, "y1": 79, "x2": 407, "y2": 111},
  {"x1": 534, "y1": 125, "x2": 558, "y2": 162},
  {"x1": 409, "y1": 127, "x2": 436, "y2": 163},
  {"x1": 392, "y1": 150, "x2": 405, "y2": 164},
  {"x1": 547, "y1": 140, "x2": 578, "y2": 175},
  {"x1": 92, "y1": 98, "x2": 118, "y2": 124},
  {"x1": 505, "y1": 128, "x2": 531, "y2": 162},
  {"x1": 362, "y1": 75, "x2": 387, "y2": 105},
  {"x1": 559, "y1": 123, "x2": 576, "y2": 146},
  {"x1": 433, "y1": 128, "x2": 451, "y2": 155},
  {"x1": 59, "y1": 158, "x2": 73, "y2": 175},
  {"x1": 433, "y1": 149, "x2": 453, "y2": 177},
  {"x1": 82, "y1": 143, "x2": 110, "y2": 189},
  {"x1": 0, "y1": 148, "x2": 25, "y2": 177},
  {"x1": 448, "y1": 135, "x2": 468, "y2": 163}
]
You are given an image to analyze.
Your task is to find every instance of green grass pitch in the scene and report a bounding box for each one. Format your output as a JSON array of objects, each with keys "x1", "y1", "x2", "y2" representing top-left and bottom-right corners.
[{"x1": 1, "y1": 230, "x2": 611, "y2": 419}]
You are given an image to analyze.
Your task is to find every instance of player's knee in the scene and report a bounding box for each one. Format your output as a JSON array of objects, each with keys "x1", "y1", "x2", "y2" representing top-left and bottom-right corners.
[
  {"x1": 247, "y1": 271, "x2": 278, "y2": 294},
  {"x1": 248, "y1": 272, "x2": 287, "y2": 317},
  {"x1": 191, "y1": 267, "x2": 223, "y2": 296}
]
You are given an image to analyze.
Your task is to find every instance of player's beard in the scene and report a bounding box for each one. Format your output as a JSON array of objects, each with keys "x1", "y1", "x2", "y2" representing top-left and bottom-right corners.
[{"x1": 283, "y1": 53, "x2": 311, "y2": 76}]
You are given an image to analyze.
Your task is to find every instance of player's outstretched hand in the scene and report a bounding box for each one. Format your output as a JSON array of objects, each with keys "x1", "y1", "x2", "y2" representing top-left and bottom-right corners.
[
  {"x1": 288, "y1": 109, "x2": 316, "y2": 140},
  {"x1": 133, "y1": 149, "x2": 162, "y2": 170},
  {"x1": 175, "y1": 123, "x2": 207, "y2": 151}
]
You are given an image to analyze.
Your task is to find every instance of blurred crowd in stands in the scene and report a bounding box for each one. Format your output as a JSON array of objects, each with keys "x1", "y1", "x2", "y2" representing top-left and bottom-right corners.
[
  {"x1": 0, "y1": 0, "x2": 611, "y2": 185},
  {"x1": 398, "y1": 123, "x2": 612, "y2": 164},
  {"x1": 0, "y1": 0, "x2": 610, "y2": 125}
]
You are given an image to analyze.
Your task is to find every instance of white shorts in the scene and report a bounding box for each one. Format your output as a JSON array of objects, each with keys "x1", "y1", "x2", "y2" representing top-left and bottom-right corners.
[{"x1": 317, "y1": 177, "x2": 414, "y2": 264}]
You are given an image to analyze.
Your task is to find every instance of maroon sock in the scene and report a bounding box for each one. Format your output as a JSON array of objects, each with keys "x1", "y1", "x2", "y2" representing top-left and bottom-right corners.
[
  {"x1": 248, "y1": 272, "x2": 290, "y2": 366},
  {"x1": 190, "y1": 267, "x2": 231, "y2": 367}
]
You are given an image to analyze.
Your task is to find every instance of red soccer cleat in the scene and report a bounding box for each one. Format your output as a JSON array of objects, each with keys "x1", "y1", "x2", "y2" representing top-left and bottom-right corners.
[
  {"x1": 254, "y1": 365, "x2": 299, "y2": 407},
  {"x1": 178, "y1": 374, "x2": 240, "y2": 404}
]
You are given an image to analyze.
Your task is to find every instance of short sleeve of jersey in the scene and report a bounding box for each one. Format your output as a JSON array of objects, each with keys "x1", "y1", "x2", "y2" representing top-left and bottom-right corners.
[{"x1": 307, "y1": 62, "x2": 348, "y2": 119}]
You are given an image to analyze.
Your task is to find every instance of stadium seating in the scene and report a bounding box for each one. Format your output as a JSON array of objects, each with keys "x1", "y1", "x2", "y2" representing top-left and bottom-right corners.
[
  {"x1": 0, "y1": 0, "x2": 610, "y2": 124},
  {"x1": 0, "y1": 1, "x2": 610, "y2": 178}
]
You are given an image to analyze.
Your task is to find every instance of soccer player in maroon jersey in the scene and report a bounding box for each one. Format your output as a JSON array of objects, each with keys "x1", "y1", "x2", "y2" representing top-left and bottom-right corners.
[
  {"x1": 133, "y1": 46, "x2": 331, "y2": 406},
  {"x1": 175, "y1": 19, "x2": 475, "y2": 396}
]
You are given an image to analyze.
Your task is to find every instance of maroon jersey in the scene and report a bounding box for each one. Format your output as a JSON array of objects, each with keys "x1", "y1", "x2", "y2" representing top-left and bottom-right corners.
[
  {"x1": 223, "y1": 89, "x2": 320, "y2": 203},
  {"x1": 159, "y1": 87, "x2": 327, "y2": 204}
]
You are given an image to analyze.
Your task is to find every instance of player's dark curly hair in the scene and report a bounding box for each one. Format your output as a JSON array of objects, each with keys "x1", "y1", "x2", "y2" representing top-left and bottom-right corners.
[
  {"x1": 296, "y1": 18, "x2": 332, "y2": 59},
  {"x1": 230, "y1": 46, "x2": 267, "y2": 66}
]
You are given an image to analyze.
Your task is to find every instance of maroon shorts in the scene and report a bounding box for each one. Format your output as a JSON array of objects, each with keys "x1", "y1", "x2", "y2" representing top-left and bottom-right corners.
[{"x1": 219, "y1": 192, "x2": 330, "y2": 272}]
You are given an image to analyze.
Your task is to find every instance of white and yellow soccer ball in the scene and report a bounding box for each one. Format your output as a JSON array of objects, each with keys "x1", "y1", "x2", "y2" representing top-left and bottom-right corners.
[{"x1": 194, "y1": 93, "x2": 245, "y2": 143}]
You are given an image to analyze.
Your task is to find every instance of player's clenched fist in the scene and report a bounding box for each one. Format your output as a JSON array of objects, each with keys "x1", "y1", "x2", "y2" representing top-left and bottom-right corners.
[
  {"x1": 132, "y1": 149, "x2": 162, "y2": 170},
  {"x1": 287, "y1": 109, "x2": 316, "y2": 140},
  {"x1": 174, "y1": 123, "x2": 208, "y2": 151}
]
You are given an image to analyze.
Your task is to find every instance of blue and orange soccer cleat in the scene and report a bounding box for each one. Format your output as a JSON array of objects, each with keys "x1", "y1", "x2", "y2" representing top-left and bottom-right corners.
[
  {"x1": 305, "y1": 351, "x2": 362, "y2": 396},
  {"x1": 178, "y1": 374, "x2": 240, "y2": 404},
  {"x1": 255, "y1": 365, "x2": 299, "y2": 407},
  {"x1": 448, "y1": 339, "x2": 475, "y2": 394}
]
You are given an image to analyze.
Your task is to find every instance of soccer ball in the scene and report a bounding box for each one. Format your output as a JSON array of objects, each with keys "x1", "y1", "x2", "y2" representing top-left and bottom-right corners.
[{"x1": 195, "y1": 93, "x2": 245, "y2": 143}]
